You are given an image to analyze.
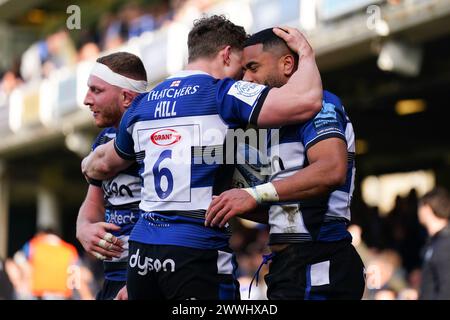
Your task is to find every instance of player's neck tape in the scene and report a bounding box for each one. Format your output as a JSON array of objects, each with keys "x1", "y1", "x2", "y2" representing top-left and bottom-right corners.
[
  {"x1": 244, "y1": 182, "x2": 279, "y2": 204},
  {"x1": 90, "y1": 62, "x2": 148, "y2": 93}
]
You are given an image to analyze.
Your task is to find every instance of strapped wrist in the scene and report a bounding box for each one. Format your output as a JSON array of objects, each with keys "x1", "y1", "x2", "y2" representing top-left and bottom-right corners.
[{"x1": 244, "y1": 182, "x2": 279, "y2": 204}]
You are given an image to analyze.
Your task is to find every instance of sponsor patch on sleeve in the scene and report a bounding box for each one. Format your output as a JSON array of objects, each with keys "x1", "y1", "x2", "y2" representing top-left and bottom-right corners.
[
  {"x1": 227, "y1": 81, "x2": 266, "y2": 106},
  {"x1": 313, "y1": 102, "x2": 339, "y2": 130}
]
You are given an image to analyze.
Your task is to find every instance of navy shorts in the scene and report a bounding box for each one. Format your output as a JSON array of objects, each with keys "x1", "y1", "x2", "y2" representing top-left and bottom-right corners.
[
  {"x1": 265, "y1": 240, "x2": 365, "y2": 300},
  {"x1": 96, "y1": 279, "x2": 126, "y2": 300},
  {"x1": 127, "y1": 241, "x2": 240, "y2": 300}
]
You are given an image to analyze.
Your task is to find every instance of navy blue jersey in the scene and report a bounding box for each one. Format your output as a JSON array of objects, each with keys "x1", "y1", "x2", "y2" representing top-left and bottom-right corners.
[
  {"x1": 91, "y1": 128, "x2": 141, "y2": 281},
  {"x1": 92, "y1": 128, "x2": 142, "y2": 209},
  {"x1": 114, "y1": 70, "x2": 269, "y2": 249},
  {"x1": 267, "y1": 90, "x2": 355, "y2": 245}
]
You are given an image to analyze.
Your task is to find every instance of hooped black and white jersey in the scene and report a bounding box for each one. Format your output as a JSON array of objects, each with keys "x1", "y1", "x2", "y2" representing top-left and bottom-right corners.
[
  {"x1": 91, "y1": 127, "x2": 141, "y2": 281},
  {"x1": 91, "y1": 128, "x2": 142, "y2": 209},
  {"x1": 267, "y1": 90, "x2": 355, "y2": 245},
  {"x1": 114, "y1": 70, "x2": 270, "y2": 250}
]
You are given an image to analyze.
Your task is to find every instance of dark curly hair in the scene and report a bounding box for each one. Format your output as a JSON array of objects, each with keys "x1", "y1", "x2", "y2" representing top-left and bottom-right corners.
[{"x1": 187, "y1": 15, "x2": 248, "y2": 62}]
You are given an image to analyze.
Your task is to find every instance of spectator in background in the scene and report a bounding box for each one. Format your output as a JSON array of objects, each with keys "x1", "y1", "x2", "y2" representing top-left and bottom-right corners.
[
  {"x1": 13, "y1": 228, "x2": 93, "y2": 300},
  {"x1": 78, "y1": 42, "x2": 101, "y2": 62},
  {"x1": 121, "y1": 2, "x2": 156, "y2": 39},
  {"x1": 42, "y1": 30, "x2": 77, "y2": 77},
  {"x1": 99, "y1": 13, "x2": 126, "y2": 51},
  {"x1": 100, "y1": 3, "x2": 157, "y2": 51},
  {"x1": 20, "y1": 40, "x2": 48, "y2": 82},
  {"x1": 374, "y1": 289, "x2": 396, "y2": 300},
  {"x1": 364, "y1": 249, "x2": 408, "y2": 299},
  {"x1": 0, "y1": 258, "x2": 15, "y2": 299},
  {"x1": 76, "y1": 27, "x2": 101, "y2": 62},
  {"x1": 169, "y1": 0, "x2": 212, "y2": 27},
  {"x1": 3, "y1": 256, "x2": 36, "y2": 300},
  {"x1": 0, "y1": 69, "x2": 22, "y2": 106},
  {"x1": 417, "y1": 187, "x2": 450, "y2": 300},
  {"x1": 385, "y1": 190, "x2": 426, "y2": 274},
  {"x1": 20, "y1": 29, "x2": 77, "y2": 81}
]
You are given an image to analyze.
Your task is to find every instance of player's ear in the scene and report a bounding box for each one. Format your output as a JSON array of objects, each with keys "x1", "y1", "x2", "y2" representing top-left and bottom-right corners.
[
  {"x1": 221, "y1": 45, "x2": 232, "y2": 66},
  {"x1": 281, "y1": 54, "x2": 296, "y2": 77},
  {"x1": 121, "y1": 90, "x2": 135, "y2": 108}
]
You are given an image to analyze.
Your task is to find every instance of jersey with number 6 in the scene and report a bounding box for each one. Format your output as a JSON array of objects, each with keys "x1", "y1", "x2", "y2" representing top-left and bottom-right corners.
[{"x1": 114, "y1": 70, "x2": 269, "y2": 249}]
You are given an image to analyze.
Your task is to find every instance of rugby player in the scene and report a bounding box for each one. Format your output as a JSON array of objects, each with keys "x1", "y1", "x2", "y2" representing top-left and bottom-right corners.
[
  {"x1": 205, "y1": 28, "x2": 366, "y2": 300},
  {"x1": 82, "y1": 16, "x2": 322, "y2": 299},
  {"x1": 76, "y1": 52, "x2": 147, "y2": 300}
]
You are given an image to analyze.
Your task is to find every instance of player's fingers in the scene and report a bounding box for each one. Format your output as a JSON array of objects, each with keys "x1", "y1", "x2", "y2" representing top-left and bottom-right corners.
[
  {"x1": 273, "y1": 27, "x2": 309, "y2": 55},
  {"x1": 277, "y1": 26, "x2": 303, "y2": 37},
  {"x1": 97, "y1": 238, "x2": 123, "y2": 253},
  {"x1": 104, "y1": 241, "x2": 124, "y2": 253},
  {"x1": 207, "y1": 197, "x2": 226, "y2": 218},
  {"x1": 92, "y1": 245, "x2": 121, "y2": 259},
  {"x1": 92, "y1": 252, "x2": 107, "y2": 260},
  {"x1": 205, "y1": 197, "x2": 225, "y2": 225},
  {"x1": 219, "y1": 211, "x2": 238, "y2": 228},
  {"x1": 208, "y1": 195, "x2": 222, "y2": 211},
  {"x1": 210, "y1": 205, "x2": 232, "y2": 227},
  {"x1": 97, "y1": 229, "x2": 124, "y2": 248},
  {"x1": 273, "y1": 26, "x2": 295, "y2": 40},
  {"x1": 91, "y1": 235, "x2": 121, "y2": 253}
]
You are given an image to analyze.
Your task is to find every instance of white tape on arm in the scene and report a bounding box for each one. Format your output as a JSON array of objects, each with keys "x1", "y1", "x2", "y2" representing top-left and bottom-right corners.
[
  {"x1": 90, "y1": 62, "x2": 148, "y2": 93},
  {"x1": 244, "y1": 182, "x2": 279, "y2": 204}
]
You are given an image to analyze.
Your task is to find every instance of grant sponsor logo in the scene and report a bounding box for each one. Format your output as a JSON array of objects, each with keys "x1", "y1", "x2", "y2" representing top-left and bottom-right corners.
[{"x1": 151, "y1": 129, "x2": 182, "y2": 146}]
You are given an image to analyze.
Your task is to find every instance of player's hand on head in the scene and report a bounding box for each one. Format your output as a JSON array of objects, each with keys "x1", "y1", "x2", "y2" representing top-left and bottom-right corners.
[
  {"x1": 76, "y1": 222, "x2": 124, "y2": 260},
  {"x1": 273, "y1": 26, "x2": 313, "y2": 58},
  {"x1": 205, "y1": 189, "x2": 258, "y2": 228}
]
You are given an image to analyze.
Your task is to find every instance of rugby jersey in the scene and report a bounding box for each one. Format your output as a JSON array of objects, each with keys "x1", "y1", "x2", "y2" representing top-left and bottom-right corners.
[
  {"x1": 266, "y1": 90, "x2": 355, "y2": 245},
  {"x1": 115, "y1": 70, "x2": 270, "y2": 250},
  {"x1": 91, "y1": 128, "x2": 141, "y2": 281}
]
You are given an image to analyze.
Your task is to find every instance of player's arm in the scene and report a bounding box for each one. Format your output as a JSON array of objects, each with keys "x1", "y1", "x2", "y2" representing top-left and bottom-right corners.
[
  {"x1": 255, "y1": 27, "x2": 323, "y2": 127},
  {"x1": 271, "y1": 138, "x2": 347, "y2": 200},
  {"x1": 82, "y1": 140, "x2": 133, "y2": 181},
  {"x1": 206, "y1": 138, "x2": 347, "y2": 227},
  {"x1": 76, "y1": 185, "x2": 124, "y2": 260}
]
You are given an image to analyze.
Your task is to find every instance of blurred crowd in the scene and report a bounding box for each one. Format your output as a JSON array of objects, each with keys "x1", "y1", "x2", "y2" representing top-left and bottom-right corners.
[
  {"x1": 0, "y1": 0, "x2": 217, "y2": 108},
  {"x1": 348, "y1": 191, "x2": 424, "y2": 300},
  {"x1": 1, "y1": 183, "x2": 449, "y2": 300}
]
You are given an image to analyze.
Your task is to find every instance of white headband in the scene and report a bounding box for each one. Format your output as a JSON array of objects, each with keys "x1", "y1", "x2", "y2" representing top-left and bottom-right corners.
[{"x1": 90, "y1": 62, "x2": 148, "y2": 93}]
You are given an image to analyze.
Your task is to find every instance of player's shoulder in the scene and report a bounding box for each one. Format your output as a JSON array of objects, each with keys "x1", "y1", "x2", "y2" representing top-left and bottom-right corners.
[
  {"x1": 164, "y1": 71, "x2": 216, "y2": 86},
  {"x1": 320, "y1": 89, "x2": 348, "y2": 118},
  {"x1": 98, "y1": 127, "x2": 116, "y2": 138},
  {"x1": 218, "y1": 79, "x2": 266, "y2": 96},
  {"x1": 134, "y1": 92, "x2": 148, "y2": 103},
  {"x1": 129, "y1": 92, "x2": 149, "y2": 110},
  {"x1": 299, "y1": 89, "x2": 347, "y2": 130},
  {"x1": 93, "y1": 127, "x2": 116, "y2": 148},
  {"x1": 120, "y1": 92, "x2": 152, "y2": 127},
  {"x1": 323, "y1": 90, "x2": 342, "y2": 107}
]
